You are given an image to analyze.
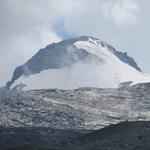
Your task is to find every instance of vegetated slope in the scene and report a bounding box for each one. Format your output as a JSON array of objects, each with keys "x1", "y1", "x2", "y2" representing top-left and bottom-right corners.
[
  {"x1": 63, "y1": 121, "x2": 150, "y2": 150},
  {"x1": 0, "y1": 127, "x2": 88, "y2": 150},
  {"x1": 0, "y1": 121, "x2": 150, "y2": 150},
  {"x1": 0, "y1": 83, "x2": 150, "y2": 129}
]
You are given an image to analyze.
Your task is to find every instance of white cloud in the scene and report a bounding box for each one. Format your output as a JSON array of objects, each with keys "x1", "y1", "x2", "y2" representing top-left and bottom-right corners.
[
  {"x1": 0, "y1": 25, "x2": 61, "y2": 86},
  {"x1": 102, "y1": 0, "x2": 138, "y2": 27},
  {"x1": 1, "y1": 0, "x2": 150, "y2": 86}
]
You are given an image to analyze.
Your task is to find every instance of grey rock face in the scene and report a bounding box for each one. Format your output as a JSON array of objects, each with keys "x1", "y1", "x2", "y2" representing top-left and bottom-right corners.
[
  {"x1": 0, "y1": 83, "x2": 150, "y2": 129},
  {"x1": 6, "y1": 36, "x2": 141, "y2": 89}
]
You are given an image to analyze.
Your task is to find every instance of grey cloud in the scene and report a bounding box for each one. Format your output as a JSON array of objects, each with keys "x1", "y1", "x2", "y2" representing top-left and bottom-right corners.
[{"x1": 0, "y1": 0, "x2": 150, "y2": 86}]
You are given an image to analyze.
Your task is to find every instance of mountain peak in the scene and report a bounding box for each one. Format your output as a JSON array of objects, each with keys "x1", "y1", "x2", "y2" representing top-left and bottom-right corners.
[
  {"x1": 5, "y1": 36, "x2": 150, "y2": 91},
  {"x1": 47, "y1": 35, "x2": 141, "y2": 72}
]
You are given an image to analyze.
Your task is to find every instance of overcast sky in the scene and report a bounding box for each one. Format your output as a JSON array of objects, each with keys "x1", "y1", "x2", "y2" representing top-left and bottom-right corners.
[{"x1": 0, "y1": 0, "x2": 150, "y2": 86}]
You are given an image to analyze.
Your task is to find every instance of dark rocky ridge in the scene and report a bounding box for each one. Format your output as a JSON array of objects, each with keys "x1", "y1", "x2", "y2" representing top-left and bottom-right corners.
[
  {"x1": 64, "y1": 121, "x2": 150, "y2": 150},
  {"x1": 0, "y1": 127, "x2": 89, "y2": 150},
  {"x1": 0, "y1": 121, "x2": 149, "y2": 150}
]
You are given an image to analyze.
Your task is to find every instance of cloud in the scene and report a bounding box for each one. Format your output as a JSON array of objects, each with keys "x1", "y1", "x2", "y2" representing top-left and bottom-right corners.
[
  {"x1": 0, "y1": 25, "x2": 61, "y2": 86},
  {"x1": 102, "y1": 0, "x2": 139, "y2": 27},
  {"x1": 1, "y1": 0, "x2": 150, "y2": 87}
]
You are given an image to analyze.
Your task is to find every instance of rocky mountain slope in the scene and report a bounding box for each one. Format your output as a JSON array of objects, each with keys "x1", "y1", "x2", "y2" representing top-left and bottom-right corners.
[
  {"x1": 0, "y1": 82, "x2": 150, "y2": 129},
  {"x1": 5, "y1": 36, "x2": 150, "y2": 92}
]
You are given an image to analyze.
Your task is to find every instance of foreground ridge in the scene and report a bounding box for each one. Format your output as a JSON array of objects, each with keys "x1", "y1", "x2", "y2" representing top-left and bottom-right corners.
[{"x1": 0, "y1": 121, "x2": 149, "y2": 150}]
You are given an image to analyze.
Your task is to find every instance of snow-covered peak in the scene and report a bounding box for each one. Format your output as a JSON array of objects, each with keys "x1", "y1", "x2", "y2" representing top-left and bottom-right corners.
[
  {"x1": 74, "y1": 36, "x2": 141, "y2": 71},
  {"x1": 73, "y1": 37, "x2": 150, "y2": 86},
  {"x1": 7, "y1": 36, "x2": 150, "y2": 91}
]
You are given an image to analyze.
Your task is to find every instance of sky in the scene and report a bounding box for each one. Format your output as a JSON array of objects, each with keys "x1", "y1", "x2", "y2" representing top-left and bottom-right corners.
[{"x1": 0, "y1": 0, "x2": 150, "y2": 86}]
